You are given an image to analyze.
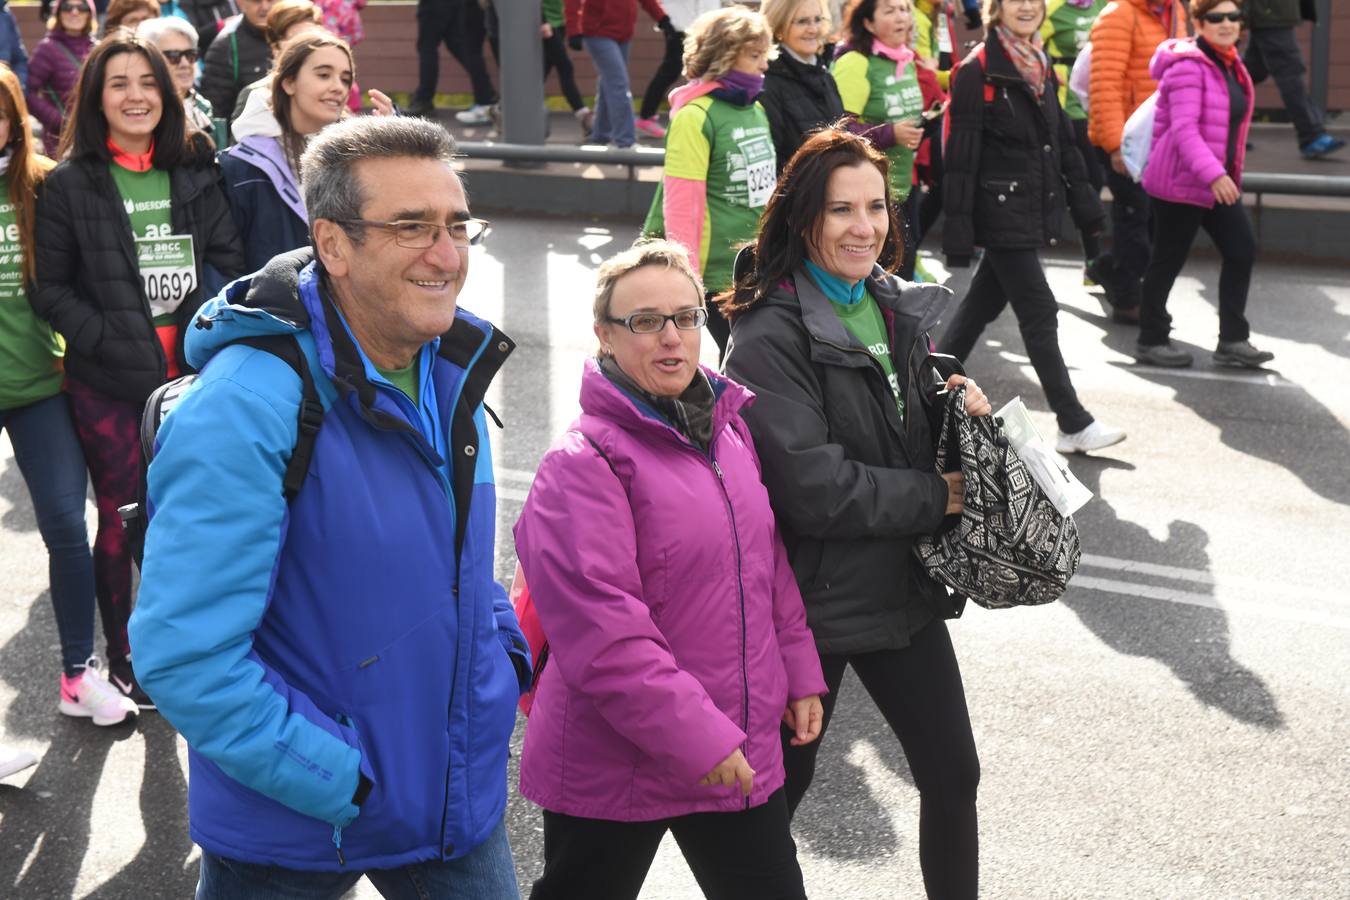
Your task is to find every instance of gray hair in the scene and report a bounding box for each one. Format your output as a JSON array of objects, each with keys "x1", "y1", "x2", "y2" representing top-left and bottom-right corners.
[
  {"x1": 137, "y1": 14, "x2": 199, "y2": 47},
  {"x1": 593, "y1": 240, "x2": 704, "y2": 325},
  {"x1": 299, "y1": 116, "x2": 460, "y2": 240}
]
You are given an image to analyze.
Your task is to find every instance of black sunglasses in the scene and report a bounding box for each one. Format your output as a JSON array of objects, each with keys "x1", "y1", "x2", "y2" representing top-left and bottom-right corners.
[
  {"x1": 58, "y1": 3, "x2": 89, "y2": 12},
  {"x1": 162, "y1": 49, "x2": 199, "y2": 65},
  {"x1": 1201, "y1": 11, "x2": 1243, "y2": 23}
]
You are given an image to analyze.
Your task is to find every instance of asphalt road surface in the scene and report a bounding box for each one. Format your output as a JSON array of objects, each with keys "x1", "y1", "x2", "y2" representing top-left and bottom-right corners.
[{"x1": 2, "y1": 214, "x2": 1347, "y2": 899}]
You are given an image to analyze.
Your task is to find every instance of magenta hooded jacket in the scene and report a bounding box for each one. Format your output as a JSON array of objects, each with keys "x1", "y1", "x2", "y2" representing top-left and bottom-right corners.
[
  {"x1": 1141, "y1": 38, "x2": 1253, "y2": 209},
  {"x1": 513, "y1": 358, "x2": 827, "y2": 821}
]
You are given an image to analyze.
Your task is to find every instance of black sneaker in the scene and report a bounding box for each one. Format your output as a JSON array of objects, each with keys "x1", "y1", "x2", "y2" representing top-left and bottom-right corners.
[
  {"x1": 404, "y1": 96, "x2": 435, "y2": 118},
  {"x1": 1214, "y1": 340, "x2": 1275, "y2": 368},
  {"x1": 108, "y1": 657, "x2": 156, "y2": 710}
]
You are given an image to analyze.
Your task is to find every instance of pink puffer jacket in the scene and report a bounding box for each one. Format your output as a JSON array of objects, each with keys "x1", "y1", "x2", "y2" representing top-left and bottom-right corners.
[
  {"x1": 514, "y1": 359, "x2": 826, "y2": 821},
  {"x1": 1142, "y1": 38, "x2": 1253, "y2": 209}
]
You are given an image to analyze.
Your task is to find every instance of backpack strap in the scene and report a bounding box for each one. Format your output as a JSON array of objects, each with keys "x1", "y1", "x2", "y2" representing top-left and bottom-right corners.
[{"x1": 235, "y1": 334, "x2": 324, "y2": 500}]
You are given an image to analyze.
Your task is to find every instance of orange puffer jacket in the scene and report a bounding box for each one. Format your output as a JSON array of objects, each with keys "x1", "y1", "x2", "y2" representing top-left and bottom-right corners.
[{"x1": 1087, "y1": 0, "x2": 1190, "y2": 153}]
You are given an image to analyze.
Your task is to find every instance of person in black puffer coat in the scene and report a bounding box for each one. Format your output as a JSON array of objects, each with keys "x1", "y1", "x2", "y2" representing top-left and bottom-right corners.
[
  {"x1": 200, "y1": 0, "x2": 272, "y2": 124},
  {"x1": 940, "y1": 0, "x2": 1124, "y2": 456},
  {"x1": 758, "y1": 0, "x2": 844, "y2": 171},
  {"x1": 30, "y1": 32, "x2": 244, "y2": 706}
]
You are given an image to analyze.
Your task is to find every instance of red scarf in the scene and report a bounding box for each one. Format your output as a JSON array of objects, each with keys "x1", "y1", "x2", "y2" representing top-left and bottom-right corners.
[
  {"x1": 1210, "y1": 41, "x2": 1239, "y2": 67},
  {"x1": 107, "y1": 137, "x2": 154, "y2": 172},
  {"x1": 994, "y1": 24, "x2": 1047, "y2": 96}
]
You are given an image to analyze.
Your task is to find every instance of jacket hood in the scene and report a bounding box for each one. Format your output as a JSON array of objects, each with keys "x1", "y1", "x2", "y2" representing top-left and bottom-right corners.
[
  {"x1": 232, "y1": 85, "x2": 282, "y2": 139},
  {"x1": 669, "y1": 78, "x2": 720, "y2": 112},
  {"x1": 579, "y1": 356, "x2": 754, "y2": 442},
  {"x1": 187, "y1": 249, "x2": 313, "y2": 369},
  {"x1": 1150, "y1": 37, "x2": 1208, "y2": 79}
]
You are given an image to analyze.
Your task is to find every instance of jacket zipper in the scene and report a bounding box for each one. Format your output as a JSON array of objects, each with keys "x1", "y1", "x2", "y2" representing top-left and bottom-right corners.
[{"x1": 711, "y1": 455, "x2": 752, "y2": 810}]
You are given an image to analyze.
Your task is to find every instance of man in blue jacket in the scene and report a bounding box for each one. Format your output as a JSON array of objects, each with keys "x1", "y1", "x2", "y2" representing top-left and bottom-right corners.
[{"x1": 129, "y1": 116, "x2": 529, "y2": 898}]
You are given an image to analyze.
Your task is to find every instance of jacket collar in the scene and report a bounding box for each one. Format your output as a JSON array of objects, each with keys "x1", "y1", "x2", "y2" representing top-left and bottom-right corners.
[
  {"x1": 789, "y1": 264, "x2": 948, "y2": 366},
  {"x1": 225, "y1": 137, "x2": 307, "y2": 223},
  {"x1": 579, "y1": 356, "x2": 752, "y2": 449}
]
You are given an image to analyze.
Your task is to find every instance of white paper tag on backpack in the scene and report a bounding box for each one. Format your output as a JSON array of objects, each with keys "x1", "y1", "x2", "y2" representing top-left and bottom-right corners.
[{"x1": 995, "y1": 397, "x2": 1093, "y2": 516}]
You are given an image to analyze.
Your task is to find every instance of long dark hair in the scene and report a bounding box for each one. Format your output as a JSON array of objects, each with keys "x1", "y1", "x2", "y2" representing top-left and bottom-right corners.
[
  {"x1": 0, "y1": 64, "x2": 55, "y2": 284},
  {"x1": 271, "y1": 33, "x2": 355, "y2": 177},
  {"x1": 718, "y1": 126, "x2": 902, "y2": 321},
  {"x1": 846, "y1": 0, "x2": 880, "y2": 55},
  {"x1": 58, "y1": 31, "x2": 193, "y2": 168}
]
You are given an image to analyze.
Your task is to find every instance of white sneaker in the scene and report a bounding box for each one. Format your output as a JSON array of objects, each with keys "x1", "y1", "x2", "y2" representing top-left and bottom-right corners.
[
  {"x1": 59, "y1": 657, "x2": 139, "y2": 726},
  {"x1": 1056, "y1": 421, "x2": 1126, "y2": 454},
  {"x1": 0, "y1": 744, "x2": 38, "y2": 779},
  {"x1": 455, "y1": 104, "x2": 494, "y2": 125}
]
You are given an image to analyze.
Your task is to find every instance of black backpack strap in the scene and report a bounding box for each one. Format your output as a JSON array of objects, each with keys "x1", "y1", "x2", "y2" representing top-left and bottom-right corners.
[{"x1": 236, "y1": 335, "x2": 324, "y2": 500}]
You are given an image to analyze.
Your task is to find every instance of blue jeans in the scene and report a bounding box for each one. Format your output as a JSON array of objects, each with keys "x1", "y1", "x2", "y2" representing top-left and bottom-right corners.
[
  {"x1": 0, "y1": 393, "x2": 95, "y2": 675},
  {"x1": 583, "y1": 36, "x2": 635, "y2": 147},
  {"x1": 195, "y1": 817, "x2": 519, "y2": 900}
]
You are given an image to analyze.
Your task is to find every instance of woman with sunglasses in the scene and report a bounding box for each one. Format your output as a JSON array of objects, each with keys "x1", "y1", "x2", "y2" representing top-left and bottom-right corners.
[
  {"x1": 25, "y1": 0, "x2": 97, "y2": 156},
  {"x1": 1135, "y1": 0, "x2": 1272, "y2": 369},
  {"x1": 30, "y1": 32, "x2": 245, "y2": 707},
  {"x1": 515, "y1": 240, "x2": 825, "y2": 899},
  {"x1": 138, "y1": 16, "x2": 215, "y2": 138},
  {"x1": 221, "y1": 33, "x2": 392, "y2": 272}
]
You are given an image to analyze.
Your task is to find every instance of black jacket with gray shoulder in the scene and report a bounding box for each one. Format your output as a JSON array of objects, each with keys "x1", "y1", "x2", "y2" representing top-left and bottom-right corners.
[{"x1": 722, "y1": 265, "x2": 963, "y2": 655}]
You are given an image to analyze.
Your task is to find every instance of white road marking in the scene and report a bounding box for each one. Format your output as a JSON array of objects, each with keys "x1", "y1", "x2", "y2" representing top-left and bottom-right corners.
[{"x1": 1071, "y1": 574, "x2": 1350, "y2": 630}]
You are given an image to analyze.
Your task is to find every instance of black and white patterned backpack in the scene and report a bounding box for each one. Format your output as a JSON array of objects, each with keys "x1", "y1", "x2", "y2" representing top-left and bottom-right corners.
[{"x1": 914, "y1": 383, "x2": 1082, "y2": 610}]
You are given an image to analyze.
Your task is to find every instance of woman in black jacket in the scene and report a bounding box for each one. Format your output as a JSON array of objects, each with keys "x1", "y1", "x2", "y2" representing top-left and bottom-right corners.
[
  {"x1": 31, "y1": 32, "x2": 244, "y2": 706},
  {"x1": 721, "y1": 127, "x2": 990, "y2": 900},
  {"x1": 758, "y1": 0, "x2": 844, "y2": 170},
  {"x1": 940, "y1": 0, "x2": 1123, "y2": 455}
]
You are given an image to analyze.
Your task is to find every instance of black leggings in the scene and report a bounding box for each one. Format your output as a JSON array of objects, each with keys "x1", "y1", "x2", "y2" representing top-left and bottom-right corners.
[
  {"x1": 783, "y1": 619, "x2": 980, "y2": 900},
  {"x1": 530, "y1": 789, "x2": 806, "y2": 900},
  {"x1": 639, "y1": 28, "x2": 685, "y2": 119},
  {"x1": 1139, "y1": 196, "x2": 1256, "y2": 347},
  {"x1": 542, "y1": 26, "x2": 585, "y2": 112},
  {"x1": 939, "y1": 247, "x2": 1094, "y2": 434}
]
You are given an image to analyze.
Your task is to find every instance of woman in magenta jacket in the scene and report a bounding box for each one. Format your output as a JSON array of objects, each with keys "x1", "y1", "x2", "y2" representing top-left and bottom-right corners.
[
  {"x1": 1136, "y1": 0, "x2": 1274, "y2": 370},
  {"x1": 24, "y1": 0, "x2": 96, "y2": 156},
  {"x1": 514, "y1": 240, "x2": 825, "y2": 900}
]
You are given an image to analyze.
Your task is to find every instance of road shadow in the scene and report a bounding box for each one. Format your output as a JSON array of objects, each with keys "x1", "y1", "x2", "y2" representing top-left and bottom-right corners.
[
  {"x1": 0, "y1": 456, "x2": 38, "y2": 533},
  {"x1": 1064, "y1": 457, "x2": 1285, "y2": 730},
  {"x1": 1063, "y1": 302, "x2": 1350, "y2": 507}
]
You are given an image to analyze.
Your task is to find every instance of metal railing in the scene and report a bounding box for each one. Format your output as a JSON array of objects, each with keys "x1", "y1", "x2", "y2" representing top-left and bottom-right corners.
[{"x1": 455, "y1": 142, "x2": 1350, "y2": 199}]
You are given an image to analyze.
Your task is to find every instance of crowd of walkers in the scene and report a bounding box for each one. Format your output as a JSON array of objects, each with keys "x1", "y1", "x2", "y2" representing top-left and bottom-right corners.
[{"x1": 0, "y1": 0, "x2": 1337, "y2": 898}]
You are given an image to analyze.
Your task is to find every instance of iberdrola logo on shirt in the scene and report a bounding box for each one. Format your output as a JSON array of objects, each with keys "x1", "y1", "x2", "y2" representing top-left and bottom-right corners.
[
  {"x1": 126, "y1": 197, "x2": 172, "y2": 214},
  {"x1": 125, "y1": 197, "x2": 135, "y2": 215}
]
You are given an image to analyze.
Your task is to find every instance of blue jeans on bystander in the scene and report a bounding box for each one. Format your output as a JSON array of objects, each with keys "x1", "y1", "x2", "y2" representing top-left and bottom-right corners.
[
  {"x1": 583, "y1": 36, "x2": 635, "y2": 148},
  {"x1": 195, "y1": 817, "x2": 519, "y2": 900}
]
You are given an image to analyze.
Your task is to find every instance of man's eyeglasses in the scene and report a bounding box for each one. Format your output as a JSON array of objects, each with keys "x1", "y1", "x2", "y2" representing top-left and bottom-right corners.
[
  {"x1": 162, "y1": 49, "x2": 199, "y2": 65},
  {"x1": 605, "y1": 307, "x2": 707, "y2": 335},
  {"x1": 1200, "y1": 11, "x2": 1243, "y2": 23},
  {"x1": 791, "y1": 14, "x2": 825, "y2": 27},
  {"x1": 337, "y1": 218, "x2": 491, "y2": 249},
  {"x1": 58, "y1": 3, "x2": 89, "y2": 13}
]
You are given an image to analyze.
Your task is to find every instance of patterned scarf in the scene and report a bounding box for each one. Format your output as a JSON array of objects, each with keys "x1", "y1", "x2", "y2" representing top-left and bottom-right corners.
[{"x1": 994, "y1": 24, "x2": 1047, "y2": 96}]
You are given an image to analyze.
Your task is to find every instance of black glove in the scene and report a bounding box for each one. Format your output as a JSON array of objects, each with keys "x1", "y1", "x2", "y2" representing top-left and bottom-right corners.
[
  {"x1": 657, "y1": 15, "x2": 677, "y2": 38},
  {"x1": 568, "y1": 33, "x2": 583, "y2": 52}
]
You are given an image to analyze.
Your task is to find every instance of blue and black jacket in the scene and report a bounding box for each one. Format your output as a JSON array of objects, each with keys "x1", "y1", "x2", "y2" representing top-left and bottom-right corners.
[{"x1": 129, "y1": 248, "x2": 530, "y2": 871}]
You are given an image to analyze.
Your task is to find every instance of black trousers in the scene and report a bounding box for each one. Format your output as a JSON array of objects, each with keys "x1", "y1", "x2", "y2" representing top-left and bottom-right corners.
[
  {"x1": 1072, "y1": 118, "x2": 1103, "y2": 262},
  {"x1": 783, "y1": 619, "x2": 980, "y2": 900},
  {"x1": 530, "y1": 789, "x2": 806, "y2": 900},
  {"x1": 1244, "y1": 27, "x2": 1324, "y2": 147},
  {"x1": 939, "y1": 247, "x2": 1094, "y2": 434},
  {"x1": 639, "y1": 28, "x2": 686, "y2": 119},
  {"x1": 706, "y1": 290, "x2": 730, "y2": 360},
  {"x1": 1100, "y1": 153, "x2": 1152, "y2": 282},
  {"x1": 542, "y1": 27, "x2": 585, "y2": 111},
  {"x1": 1139, "y1": 196, "x2": 1256, "y2": 347},
  {"x1": 415, "y1": 0, "x2": 496, "y2": 106}
]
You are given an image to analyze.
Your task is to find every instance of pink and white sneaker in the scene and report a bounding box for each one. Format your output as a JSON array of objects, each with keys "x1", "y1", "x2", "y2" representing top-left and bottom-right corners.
[
  {"x1": 635, "y1": 116, "x2": 666, "y2": 139},
  {"x1": 59, "y1": 658, "x2": 139, "y2": 726}
]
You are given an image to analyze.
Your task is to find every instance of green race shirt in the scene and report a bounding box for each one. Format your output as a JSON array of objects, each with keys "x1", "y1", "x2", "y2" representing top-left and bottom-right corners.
[
  {"x1": 110, "y1": 163, "x2": 196, "y2": 322},
  {"x1": 662, "y1": 95, "x2": 776, "y2": 293},
  {"x1": 1041, "y1": 0, "x2": 1108, "y2": 121},
  {"x1": 832, "y1": 51, "x2": 924, "y2": 203},
  {"x1": 375, "y1": 359, "x2": 420, "y2": 404},
  {"x1": 0, "y1": 174, "x2": 64, "y2": 409},
  {"x1": 830, "y1": 289, "x2": 903, "y2": 420},
  {"x1": 542, "y1": 0, "x2": 564, "y2": 28}
]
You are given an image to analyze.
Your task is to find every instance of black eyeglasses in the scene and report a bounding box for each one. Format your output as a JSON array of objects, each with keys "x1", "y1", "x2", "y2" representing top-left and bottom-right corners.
[
  {"x1": 162, "y1": 48, "x2": 199, "y2": 65},
  {"x1": 58, "y1": 3, "x2": 89, "y2": 13},
  {"x1": 336, "y1": 218, "x2": 490, "y2": 249},
  {"x1": 791, "y1": 15, "x2": 825, "y2": 27},
  {"x1": 1201, "y1": 11, "x2": 1243, "y2": 23},
  {"x1": 605, "y1": 307, "x2": 707, "y2": 335}
]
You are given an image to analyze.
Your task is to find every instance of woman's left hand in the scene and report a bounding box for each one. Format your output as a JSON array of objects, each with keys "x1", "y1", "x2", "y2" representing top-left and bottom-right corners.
[
  {"x1": 783, "y1": 695, "x2": 824, "y2": 746},
  {"x1": 946, "y1": 374, "x2": 992, "y2": 417},
  {"x1": 369, "y1": 89, "x2": 396, "y2": 117}
]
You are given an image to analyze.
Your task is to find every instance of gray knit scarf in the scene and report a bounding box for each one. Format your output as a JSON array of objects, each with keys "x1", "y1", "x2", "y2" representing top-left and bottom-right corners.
[{"x1": 598, "y1": 355, "x2": 716, "y2": 451}]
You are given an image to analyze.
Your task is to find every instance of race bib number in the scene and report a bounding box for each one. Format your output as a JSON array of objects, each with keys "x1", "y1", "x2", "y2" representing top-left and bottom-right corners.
[
  {"x1": 739, "y1": 134, "x2": 776, "y2": 208},
  {"x1": 136, "y1": 233, "x2": 197, "y2": 315}
]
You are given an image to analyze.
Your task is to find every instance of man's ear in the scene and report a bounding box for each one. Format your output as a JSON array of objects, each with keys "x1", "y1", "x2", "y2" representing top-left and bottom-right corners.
[{"x1": 312, "y1": 219, "x2": 351, "y2": 278}]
